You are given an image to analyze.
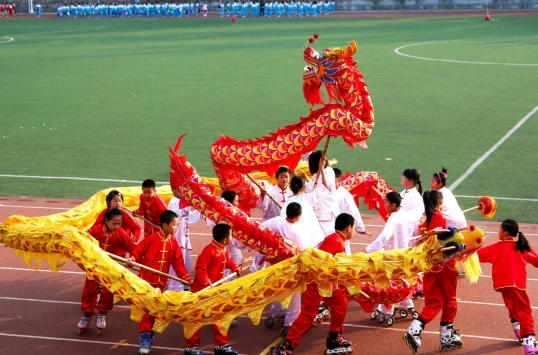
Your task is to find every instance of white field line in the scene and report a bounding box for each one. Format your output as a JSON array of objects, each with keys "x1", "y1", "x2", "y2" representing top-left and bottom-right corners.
[
  {"x1": 0, "y1": 174, "x2": 536, "y2": 202},
  {"x1": 7, "y1": 26, "x2": 108, "y2": 37},
  {"x1": 343, "y1": 323, "x2": 519, "y2": 343},
  {"x1": 0, "y1": 36, "x2": 14, "y2": 44},
  {"x1": 395, "y1": 39, "x2": 538, "y2": 66},
  {"x1": 0, "y1": 204, "x2": 70, "y2": 210},
  {"x1": 449, "y1": 106, "x2": 538, "y2": 191}
]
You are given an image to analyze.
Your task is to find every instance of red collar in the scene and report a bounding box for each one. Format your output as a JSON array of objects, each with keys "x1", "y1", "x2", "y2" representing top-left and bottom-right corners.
[
  {"x1": 335, "y1": 231, "x2": 346, "y2": 243},
  {"x1": 211, "y1": 239, "x2": 227, "y2": 251}
]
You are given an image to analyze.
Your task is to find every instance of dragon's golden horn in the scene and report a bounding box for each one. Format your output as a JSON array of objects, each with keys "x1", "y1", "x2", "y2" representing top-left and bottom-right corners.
[{"x1": 324, "y1": 41, "x2": 357, "y2": 61}]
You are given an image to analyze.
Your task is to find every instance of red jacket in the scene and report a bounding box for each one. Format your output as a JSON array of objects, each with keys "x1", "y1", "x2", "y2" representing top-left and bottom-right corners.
[
  {"x1": 131, "y1": 230, "x2": 191, "y2": 286},
  {"x1": 133, "y1": 194, "x2": 167, "y2": 236},
  {"x1": 92, "y1": 208, "x2": 141, "y2": 242},
  {"x1": 87, "y1": 224, "x2": 135, "y2": 256},
  {"x1": 420, "y1": 210, "x2": 457, "y2": 272},
  {"x1": 478, "y1": 238, "x2": 538, "y2": 290},
  {"x1": 191, "y1": 240, "x2": 241, "y2": 292},
  {"x1": 318, "y1": 231, "x2": 346, "y2": 256}
]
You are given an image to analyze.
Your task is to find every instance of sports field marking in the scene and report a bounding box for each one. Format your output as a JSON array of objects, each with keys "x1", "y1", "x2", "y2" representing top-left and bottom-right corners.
[
  {"x1": 0, "y1": 204, "x2": 71, "y2": 210},
  {"x1": 343, "y1": 323, "x2": 519, "y2": 343},
  {"x1": 449, "y1": 105, "x2": 538, "y2": 191},
  {"x1": 0, "y1": 266, "x2": 86, "y2": 274},
  {"x1": 7, "y1": 26, "x2": 109, "y2": 37},
  {"x1": 395, "y1": 38, "x2": 538, "y2": 66},
  {"x1": 455, "y1": 195, "x2": 538, "y2": 202},
  {"x1": 258, "y1": 336, "x2": 283, "y2": 355},
  {"x1": 0, "y1": 36, "x2": 14, "y2": 44}
]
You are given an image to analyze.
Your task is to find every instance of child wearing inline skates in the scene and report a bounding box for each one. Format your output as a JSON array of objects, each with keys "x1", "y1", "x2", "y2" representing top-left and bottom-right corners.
[
  {"x1": 478, "y1": 219, "x2": 538, "y2": 354},
  {"x1": 77, "y1": 208, "x2": 136, "y2": 335},
  {"x1": 404, "y1": 190, "x2": 462, "y2": 353}
]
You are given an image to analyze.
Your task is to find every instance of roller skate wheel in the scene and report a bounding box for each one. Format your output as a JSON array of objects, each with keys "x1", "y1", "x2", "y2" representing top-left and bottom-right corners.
[
  {"x1": 96, "y1": 328, "x2": 102, "y2": 335},
  {"x1": 412, "y1": 311, "x2": 419, "y2": 319},
  {"x1": 379, "y1": 315, "x2": 385, "y2": 323},
  {"x1": 231, "y1": 319, "x2": 238, "y2": 327},
  {"x1": 280, "y1": 326, "x2": 289, "y2": 337},
  {"x1": 322, "y1": 310, "x2": 331, "y2": 320},
  {"x1": 399, "y1": 309, "x2": 408, "y2": 318},
  {"x1": 77, "y1": 328, "x2": 85, "y2": 336},
  {"x1": 264, "y1": 318, "x2": 275, "y2": 328},
  {"x1": 278, "y1": 317, "x2": 285, "y2": 326},
  {"x1": 387, "y1": 316, "x2": 394, "y2": 327},
  {"x1": 370, "y1": 311, "x2": 377, "y2": 320}
]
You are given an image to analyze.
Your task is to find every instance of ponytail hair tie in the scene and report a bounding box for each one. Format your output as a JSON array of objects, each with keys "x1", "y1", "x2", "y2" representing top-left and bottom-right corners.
[
  {"x1": 442, "y1": 172, "x2": 447, "y2": 177},
  {"x1": 417, "y1": 180, "x2": 421, "y2": 184}
]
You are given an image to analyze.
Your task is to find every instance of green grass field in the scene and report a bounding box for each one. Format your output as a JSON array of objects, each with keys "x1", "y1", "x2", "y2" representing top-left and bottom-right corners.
[{"x1": 1, "y1": 16, "x2": 537, "y2": 222}]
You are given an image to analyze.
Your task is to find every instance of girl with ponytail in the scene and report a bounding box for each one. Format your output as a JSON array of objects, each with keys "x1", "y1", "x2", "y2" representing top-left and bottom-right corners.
[
  {"x1": 400, "y1": 168, "x2": 425, "y2": 235},
  {"x1": 430, "y1": 167, "x2": 467, "y2": 229},
  {"x1": 478, "y1": 219, "x2": 538, "y2": 353},
  {"x1": 404, "y1": 190, "x2": 463, "y2": 353}
]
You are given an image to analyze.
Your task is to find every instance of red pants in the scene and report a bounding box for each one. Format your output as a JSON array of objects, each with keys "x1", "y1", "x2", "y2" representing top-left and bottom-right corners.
[
  {"x1": 81, "y1": 277, "x2": 114, "y2": 315},
  {"x1": 185, "y1": 325, "x2": 229, "y2": 347},
  {"x1": 140, "y1": 284, "x2": 165, "y2": 333},
  {"x1": 418, "y1": 267, "x2": 458, "y2": 324},
  {"x1": 287, "y1": 283, "x2": 348, "y2": 348},
  {"x1": 500, "y1": 287, "x2": 535, "y2": 336}
]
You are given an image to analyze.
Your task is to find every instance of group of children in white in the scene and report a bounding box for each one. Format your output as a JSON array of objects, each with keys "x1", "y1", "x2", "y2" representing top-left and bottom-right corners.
[
  {"x1": 46, "y1": 0, "x2": 334, "y2": 18},
  {"x1": 77, "y1": 150, "x2": 538, "y2": 355}
]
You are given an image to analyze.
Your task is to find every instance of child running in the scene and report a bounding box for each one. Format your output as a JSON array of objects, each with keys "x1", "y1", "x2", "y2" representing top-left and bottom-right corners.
[
  {"x1": 271, "y1": 213, "x2": 356, "y2": 355},
  {"x1": 184, "y1": 224, "x2": 242, "y2": 355},
  {"x1": 128, "y1": 210, "x2": 192, "y2": 355},
  {"x1": 430, "y1": 167, "x2": 467, "y2": 229},
  {"x1": 132, "y1": 179, "x2": 167, "y2": 238},
  {"x1": 404, "y1": 190, "x2": 462, "y2": 353},
  {"x1": 478, "y1": 219, "x2": 538, "y2": 354},
  {"x1": 78, "y1": 208, "x2": 136, "y2": 335}
]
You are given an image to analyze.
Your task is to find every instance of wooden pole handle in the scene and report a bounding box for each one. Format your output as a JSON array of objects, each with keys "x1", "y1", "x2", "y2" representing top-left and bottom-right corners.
[
  {"x1": 106, "y1": 252, "x2": 190, "y2": 286},
  {"x1": 313, "y1": 136, "x2": 331, "y2": 189},
  {"x1": 122, "y1": 206, "x2": 160, "y2": 230},
  {"x1": 246, "y1": 174, "x2": 282, "y2": 209},
  {"x1": 199, "y1": 272, "x2": 238, "y2": 292},
  {"x1": 462, "y1": 205, "x2": 481, "y2": 214}
]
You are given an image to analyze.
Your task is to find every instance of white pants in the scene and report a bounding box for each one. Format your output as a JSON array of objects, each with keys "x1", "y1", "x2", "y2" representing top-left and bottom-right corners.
[
  {"x1": 250, "y1": 252, "x2": 267, "y2": 273},
  {"x1": 284, "y1": 292, "x2": 302, "y2": 326},
  {"x1": 319, "y1": 220, "x2": 335, "y2": 237},
  {"x1": 168, "y1": 248, "x2": 191, "y2": 291}
]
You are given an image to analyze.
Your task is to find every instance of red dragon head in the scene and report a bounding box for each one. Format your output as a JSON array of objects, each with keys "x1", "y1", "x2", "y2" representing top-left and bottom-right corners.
[{"x1": 303, "y1": 40, "x2": 357, "y2": 105}]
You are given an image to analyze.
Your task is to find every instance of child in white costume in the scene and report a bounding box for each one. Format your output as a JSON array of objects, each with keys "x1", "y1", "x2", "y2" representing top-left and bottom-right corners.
[
  {"x1": 333, "y1": 168, "x2": 367, "y2": 255},
  {"x1": 167, "y1": 186, "x2": 204, "y2": 291},
  {"x1": 257, "y1": 167, "x2": 293, "y2": 223},
  {"x1": 400, "y1": 168, "x2": 424, "y2": 237},
  {"x1": 430, "y1": 167, "x2": 467, "y2": 229},
  {"x1": 366, "y1": 191, "x2": 415, "y2": 316}
]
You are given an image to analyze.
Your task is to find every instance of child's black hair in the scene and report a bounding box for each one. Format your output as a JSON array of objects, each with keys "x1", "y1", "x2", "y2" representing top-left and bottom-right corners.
[
  {"x1": 335, "y1": 213, "x2": 355, "y2": 232},
  {"x1": 105, "y1": 190, "x2": 123, "y2": 207},
  {"x1": 423, "y1": 190, "x2": 443, "y2": 228},
  {"x1": 286, "y1": 202, "x2": 302, "y2": 219},
  {"x1": 385, "y1": 191, "x2": 401, "y2": 208},
  {"x1": 403, "y1": 168, "x2": 422, "y2": 194},
  {"x1": 308, "y1": 150, "x2": 323, "y2": 175},
  {"x1": 502, "y1": 219, "x2": 531, "y2": 253},
  {"x1": 221, "y1": 190, "x2": 238, "y2": 205},
  {"x1": 104, "y1": 208, "x2": 123, "y2": 222},
  {"x1": 213, "y1": 223, "x2": 232, "y2": 242},
  {"x1": 290, "y1": 176, "x2": 305, "y2": 194},
  {"x1": 275, "y1": 166, "x2": 289, "y2": 179},
  {"x1": 160, "y1": 210, "x2": 178, "y2": 226},
  {"x1": 333, "y1": 168, "x2": 342, "y2": 179},
  {"x1": 142, "y1": 179, "x2": 156, "y2": 189},
  {"x1": 433, "y1": 167, "x2": 448, "y2": 188}
]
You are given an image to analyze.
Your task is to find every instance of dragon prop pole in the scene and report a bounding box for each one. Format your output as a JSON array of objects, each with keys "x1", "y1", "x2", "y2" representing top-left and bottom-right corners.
[
  {"x1": 246, "y1": 173, "x2": 282, "y2": 209},
  {"x1": 313, "y1": 136, "x2": 331, "y2": 189},
  {"x1": 121, "y1": 206, "x2": 160, "y2": 230}
]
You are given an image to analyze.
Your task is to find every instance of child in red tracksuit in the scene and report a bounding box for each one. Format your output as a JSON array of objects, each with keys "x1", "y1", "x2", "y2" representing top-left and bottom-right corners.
[
  {"x1": 478, "y1": 219, "x2": 538, "y2": 355},
  {"x1": 404, "y1": 190, "x2": 462, "y2": 354},
  {"x1": 184, "y1": 224, "x2": 242, "y2": 355},
  {"x1": 77, "y1": 208, "x2": 135, "y2": 335},
  {"x1": 92, "y1": 190, "x2": 142, "y2": 248},
  {"x1": 132, "y1": 179, "x2": 167, "y2": 238},
  {"x1": 129, "y1": 210, "x2": 192, "y2": 355},
  {"x1": 271, "y1": 213, "x2": 356, "y2": 355}
]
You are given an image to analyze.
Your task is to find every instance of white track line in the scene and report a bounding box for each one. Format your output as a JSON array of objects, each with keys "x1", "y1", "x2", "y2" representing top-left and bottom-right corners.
[
  {"x1": 0, "y1": 266, "x2": 85, "y2": 274},
  {"x1": 0, "y1": 36, "x2": 14, "y2": 44},
  {"x1": 449, "y1": 105, "x2": 538, "y2": 191},
  {"x1": 343, "y1": 323, "x2": 519, "y2": 343},
  {"x1": 395, "y1": 39, "x2": 538, "y2": 66},
  {"x1": 0, "y1": 332, "x2": 187, "y2": 352},
  {"x1": 0, "y1": 204, "x2": 71, "y2": 210}
]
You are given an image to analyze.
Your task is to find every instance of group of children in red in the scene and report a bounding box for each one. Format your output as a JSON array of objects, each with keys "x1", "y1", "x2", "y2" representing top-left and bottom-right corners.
[
  {"x1": 77, "y1": 156, "x2": 538, "y2": 355},
  {"x1": 0, "y1": 2, "x2": 16, "y2": 17}
]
